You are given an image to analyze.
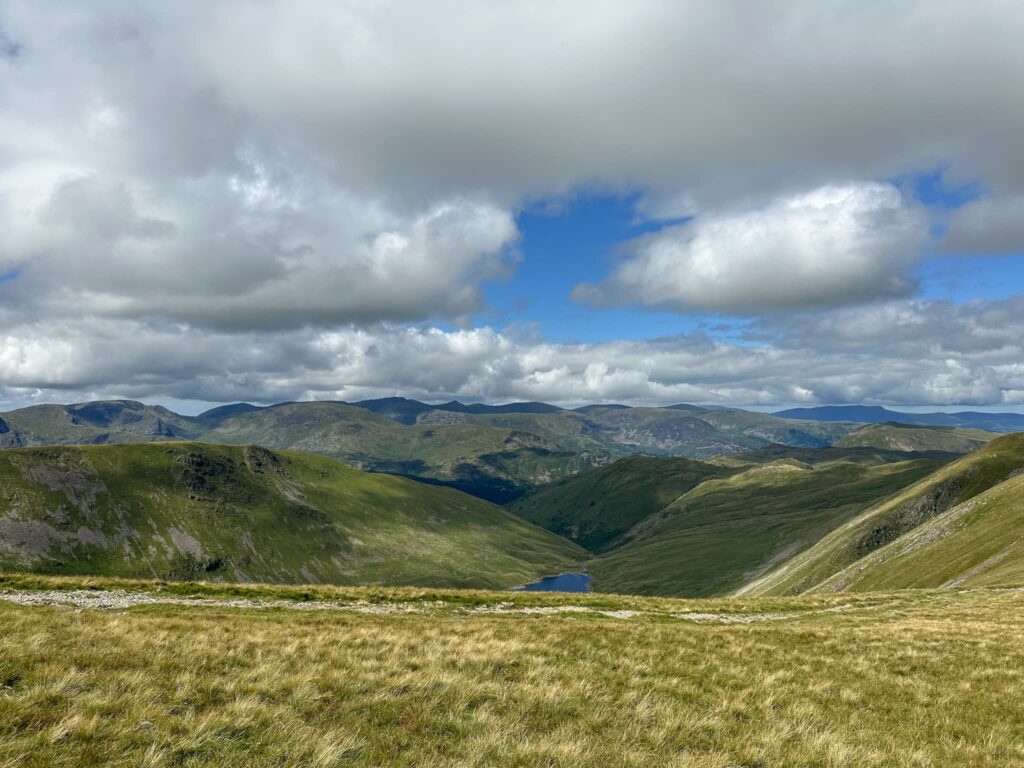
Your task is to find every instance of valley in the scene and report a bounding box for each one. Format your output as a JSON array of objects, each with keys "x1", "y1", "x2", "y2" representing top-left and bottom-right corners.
[
  {"x1": 3, "y1": 399, "x2": 1024, "y2": 601},
  {"x1": 7, "y1": 6, "x2": 1023, "y2": 765}
]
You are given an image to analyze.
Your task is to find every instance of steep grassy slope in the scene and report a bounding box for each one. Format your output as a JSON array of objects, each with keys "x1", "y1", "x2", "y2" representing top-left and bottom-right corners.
[
  {"x1": 811, "y1": 471, "x2": 1024, "y2": 592},
  {"x1": 2, "y1": 576, "x2": 1023, "y2": 767},
  {"x1": 587, "y1": 456, "x2": 945, "y2": 597},
  {"x1": 739, "y1": 433, "x2": 1024, "y2": 596},
  {"x1": 0, "y1": 443, "x2": 584, "y2": 589},
  {"x1": 834, "y1": 422, "x2": 996, "y2": 453},
  {"x1": 507, "y1": 455, "x2": 730, "y2": 552}
]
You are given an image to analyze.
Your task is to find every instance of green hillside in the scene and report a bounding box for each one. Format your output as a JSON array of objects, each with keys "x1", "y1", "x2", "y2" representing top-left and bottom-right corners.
[
  {"x1": 811, "y1": 471, "x2": 1024, "y2": 592},
  {"x1": 507, "y1": 455, "x2": 729, "y2": 552},
  {"x1": 0, "y1": 443, "x2": 584, "y2": 589},
  {"x1": 739, "y1": 433, "x2": 1024, "y2": 596},
  {"x1": 834, "y1": 422, "x2": 997, "y2": 453},
  {"x1": 587, "y1": 456, "x2": 945, "y2": 597}
]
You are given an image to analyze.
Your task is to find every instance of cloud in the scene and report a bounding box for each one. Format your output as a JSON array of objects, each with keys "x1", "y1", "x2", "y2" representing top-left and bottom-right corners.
[
  {"x1": 1, "y1": 1, "x2": 1023, "y2": 408},
  {"x1": 2, "y1": 298, "x2": 1023, "y2": 410},
  {"x1": 942, "y1": 196, "x2": 1024, "y2": 255},
  {"x1": 4, "y1": 3, "x2": 1024, "y2": 214},
  {"x1": 1, "y1": 2, "x2": 1023, "y2": 329},
  {"x1": 24, "y1": 0, "x2": 1015, "y2": 207},
  {"x1": 574, "y1": 183, "x2": 928, "y2": 313},
  {"x1": 0, "y1": 166, "x2": 518, "y2": 330}
]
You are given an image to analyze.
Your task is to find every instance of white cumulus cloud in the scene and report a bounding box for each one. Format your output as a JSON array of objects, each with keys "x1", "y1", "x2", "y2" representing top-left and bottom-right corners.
[{"x1": 574, "y1": 183, "x2": 928, "y2": 314}]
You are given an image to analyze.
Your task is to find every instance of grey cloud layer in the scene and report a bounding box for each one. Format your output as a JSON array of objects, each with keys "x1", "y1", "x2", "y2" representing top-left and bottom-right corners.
[{"x1": 10, "y1": 0, "x2": 1016, "y2": 204}]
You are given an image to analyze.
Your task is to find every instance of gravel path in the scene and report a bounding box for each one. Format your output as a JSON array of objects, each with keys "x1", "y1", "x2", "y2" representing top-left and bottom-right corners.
[
  {"x1": 0, "y1": 588, "x2": 814, "y2": 623},
  {"x1": 0, "y1": 589, "x2": 420, "y2": 614}
]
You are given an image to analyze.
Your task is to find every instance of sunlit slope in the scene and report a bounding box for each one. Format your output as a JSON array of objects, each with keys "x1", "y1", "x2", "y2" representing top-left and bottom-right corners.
[
  {"x1": 739, "y1": 433, "x2": 1024, "y2": 596},
  {"x1": 811, "y1": 471, "x2": 1024, "y2": 592},
  {"x1": 588, "y1": 457, "x2": 944, "y2": 597},
  {"x1": 0, "y1": 443, "x2": 584, "y2": 589},
  {"x1": 507, "y1": 455, "x2": 729, "y2": 552},
  {"x1": 834, "y1": 422, "x2": 997, "y2": 453}
]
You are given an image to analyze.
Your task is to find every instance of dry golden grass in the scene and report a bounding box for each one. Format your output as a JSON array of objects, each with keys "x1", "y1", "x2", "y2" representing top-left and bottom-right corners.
[{"x1": 1, "y1": 576, "x2": 1023, "y2": 767}]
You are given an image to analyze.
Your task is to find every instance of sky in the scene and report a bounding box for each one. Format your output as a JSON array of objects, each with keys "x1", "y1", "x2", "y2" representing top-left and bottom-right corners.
[{"x1": 2, "y1": 1, "x2": 1024, "y2": 413}]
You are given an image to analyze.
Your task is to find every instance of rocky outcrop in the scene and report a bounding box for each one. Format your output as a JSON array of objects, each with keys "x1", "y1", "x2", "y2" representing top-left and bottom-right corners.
[
  {"x1": 853, "y1": 476, "x2": 964, "y2": 559},
  {"x1": 243, "y1": 444, "x2": 285, "y2": 475},
  {"x1": 173, "y1": 449, "x2": 233, "y2": 497}
]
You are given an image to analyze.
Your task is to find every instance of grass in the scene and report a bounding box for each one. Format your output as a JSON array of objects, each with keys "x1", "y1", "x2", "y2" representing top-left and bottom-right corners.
[
  {"x1": 1, "y1": 575, "x2": 1023, "y2": 766},
  {"x1": 0, "y1": 443, "x2": 584, "y2": 589},
  {"x1": 587, "y1": 457, "x2": 945, "y2": 597}
]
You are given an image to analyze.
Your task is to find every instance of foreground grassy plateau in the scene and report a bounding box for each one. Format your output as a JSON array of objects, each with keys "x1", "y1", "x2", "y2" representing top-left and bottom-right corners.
[{"x1": 1, "y1": 575, "x2": 1022, "y2": 767}]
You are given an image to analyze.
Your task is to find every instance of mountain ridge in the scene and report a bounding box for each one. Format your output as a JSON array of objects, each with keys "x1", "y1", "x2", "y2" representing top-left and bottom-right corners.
[
  {"x1": 0, "y1": 398, "x2": 861, "y2": 500},
  {"x1": 775, "y1": 405, "x2": 1024, "y2": 432}
]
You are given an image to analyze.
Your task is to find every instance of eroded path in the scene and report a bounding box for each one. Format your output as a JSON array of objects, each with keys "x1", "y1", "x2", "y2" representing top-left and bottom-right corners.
[{"x1": 0, "y1": 586, "x2": 840, "y2": 624}]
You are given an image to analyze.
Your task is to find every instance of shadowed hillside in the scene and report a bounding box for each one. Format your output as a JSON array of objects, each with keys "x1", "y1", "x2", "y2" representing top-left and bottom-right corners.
[{"x1": 508, "y1": 455, "x2": 730, "y2": 552}]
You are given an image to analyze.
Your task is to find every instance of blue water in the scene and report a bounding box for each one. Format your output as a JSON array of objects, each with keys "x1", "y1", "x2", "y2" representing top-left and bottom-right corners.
[{"x1": 519, "y1": 572, "x2": 592, "y2": 592}]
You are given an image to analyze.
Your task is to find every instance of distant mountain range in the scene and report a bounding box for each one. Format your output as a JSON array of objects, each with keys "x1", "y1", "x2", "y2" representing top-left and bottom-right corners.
[
  {"x1": 0, "y1": 397, "x2": 1011, "y2": 502},
  {"x1": 774, "y1": 405, "x2": 1024, "y2": 432},
  {"x1": 0, "y1": 398, "x2": 856, "y2": 501}
]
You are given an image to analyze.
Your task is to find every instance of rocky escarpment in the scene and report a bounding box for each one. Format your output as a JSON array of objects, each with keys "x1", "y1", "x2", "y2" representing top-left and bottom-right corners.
[{"x1": 853, "y1": 476, "x2": 965, "y2": 559}]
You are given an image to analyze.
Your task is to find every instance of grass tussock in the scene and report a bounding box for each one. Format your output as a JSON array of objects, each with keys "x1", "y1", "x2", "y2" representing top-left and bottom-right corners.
[{"x1": 1, "y1": 576, "x2": 1023, "y2": 766}]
